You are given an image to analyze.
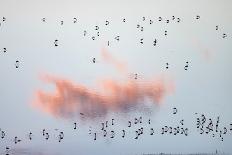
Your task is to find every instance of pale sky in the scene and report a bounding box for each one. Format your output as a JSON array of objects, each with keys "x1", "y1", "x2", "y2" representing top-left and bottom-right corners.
[{"x1": 0, "y1": 0, "x2": 232, "y2": 155}]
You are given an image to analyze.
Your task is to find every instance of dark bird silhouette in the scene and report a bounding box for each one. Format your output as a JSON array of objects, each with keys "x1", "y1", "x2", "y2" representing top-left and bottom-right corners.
[
  {"x1": 15, "y1": 60, "x2": 19, "y2": 68},
  {"x1": 74, "y1": 122, "x2": 77, "y2": 130},
  {"x1": 122, "y1": 130, "x2": 125, "y2": 138},
  {"x1": 92, "y1": 58, "x2": 96, "y2": 63},
  {"x1": 73, "y1": 18, "x2": 77, "y2": 23},
  {"x1": 45, "y1": 132, "x2": 49, "y2": 140}
]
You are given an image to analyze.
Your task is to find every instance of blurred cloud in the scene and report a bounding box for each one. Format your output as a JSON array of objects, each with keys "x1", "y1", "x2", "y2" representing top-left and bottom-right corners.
[
  {"x1": 101, "y1": 47, "x2": 128, "y2": 75},
  {"x1": 32, "y1": 48, "x2": 175, "y2": 119}
]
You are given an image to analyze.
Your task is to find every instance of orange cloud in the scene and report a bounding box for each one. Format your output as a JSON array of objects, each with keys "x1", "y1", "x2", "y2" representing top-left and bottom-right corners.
[
  {"x1": 32, "y1": 48, "x2": 175, "y2": 119},
  {"x1": 101, "y1": 48, "x2": 128, "y2": 74}
]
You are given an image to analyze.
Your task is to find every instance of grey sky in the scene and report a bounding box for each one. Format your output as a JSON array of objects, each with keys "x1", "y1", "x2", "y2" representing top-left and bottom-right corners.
[{"x1": 0, "y1": 0, "x2": 232, "y2": 154}]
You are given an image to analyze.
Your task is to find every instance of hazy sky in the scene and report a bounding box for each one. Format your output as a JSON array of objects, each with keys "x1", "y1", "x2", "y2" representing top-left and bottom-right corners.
[{"x1": 0, "y1": 0, "x2": 232, "y2": 155}]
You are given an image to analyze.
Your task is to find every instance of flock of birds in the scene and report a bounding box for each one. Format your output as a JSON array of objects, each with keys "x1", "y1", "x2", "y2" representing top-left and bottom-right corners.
[
  {"x1": 0, "y1": 15, "x2": 231, "y2": 155},
  {"x1": 1, "y1": 108, "x2": 232, "y2": 155},
  {"x1": 195, "y1": 114, "x2": 232, "y2": 141},
  {"x1": 0, "y1": 15, "x2": 229, "y2": 73},
  {"x1": 0, "y1": 17, "x2": 20, "y2": 69}
]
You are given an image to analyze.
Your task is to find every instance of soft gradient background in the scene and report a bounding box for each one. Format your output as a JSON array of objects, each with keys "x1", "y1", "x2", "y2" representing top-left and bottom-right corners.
[{"x1": 0, "y1": 0, "x2": 232, "y2": 154}]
